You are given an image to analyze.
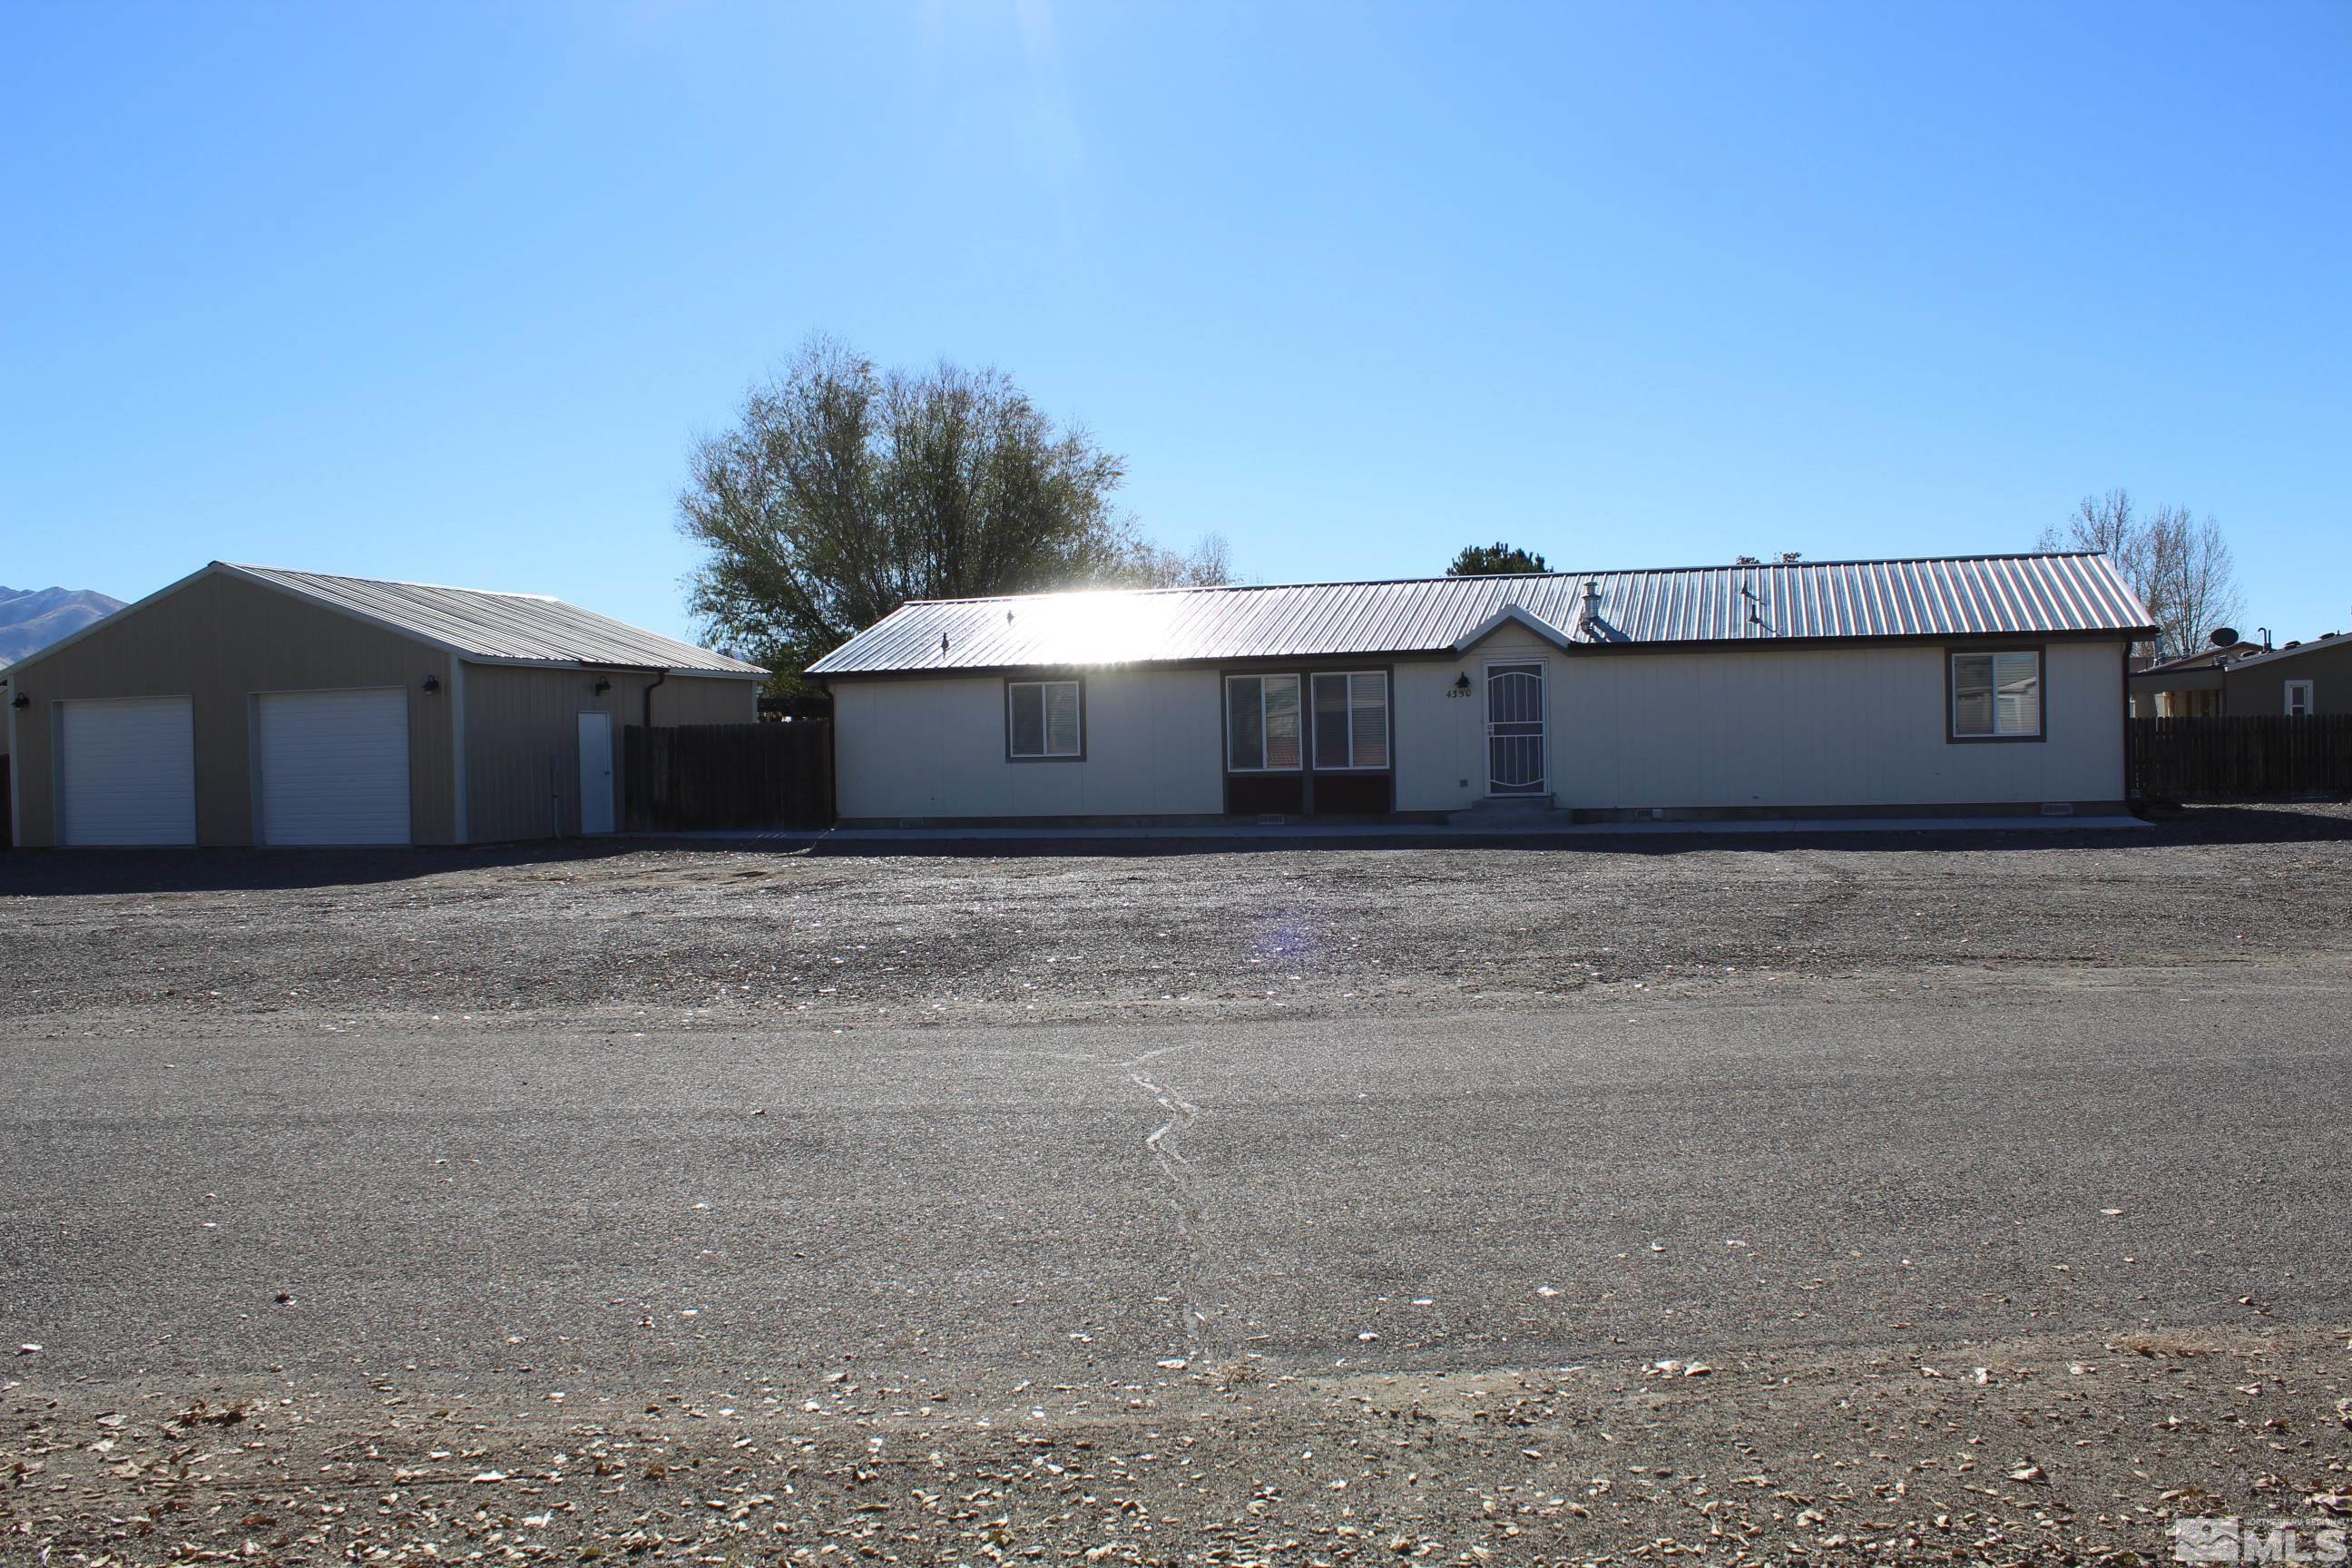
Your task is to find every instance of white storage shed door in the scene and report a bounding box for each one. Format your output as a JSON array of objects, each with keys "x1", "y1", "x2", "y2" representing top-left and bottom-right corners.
[
  {"x1": 59, "y1": 697, "x2": 198, "y2": 846},
  {"x1": 255, "y1": 688, "x2": 412, "y2": 846}
]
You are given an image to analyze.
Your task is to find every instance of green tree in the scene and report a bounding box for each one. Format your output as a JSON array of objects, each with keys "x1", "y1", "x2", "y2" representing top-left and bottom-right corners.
[
  {"x1": 680, "y1": 338, "x2": 1223, "y2": 690},
  {"x1": 1446, "y1": 542, "x2": 1548, "y2": 576}
]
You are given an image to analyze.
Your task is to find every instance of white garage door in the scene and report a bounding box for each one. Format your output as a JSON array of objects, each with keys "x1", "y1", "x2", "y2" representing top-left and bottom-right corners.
[
  {"x1": 59, "y1": 697, "x2": 198, "y2": 846},
  {"x1": 255, "y1": 688, "x2": 412, "y2": 846}
]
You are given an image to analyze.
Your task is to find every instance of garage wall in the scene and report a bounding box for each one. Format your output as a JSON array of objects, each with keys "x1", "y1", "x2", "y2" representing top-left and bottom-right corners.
[
  {"x1": 463, "y1": 666, "x2": 757, "y2": 842},
  {"x1": 7, "y1": 571, "x2": 457, "y2": 848},
  {"x1": 831, "y1": 669, "x2": 1223, "y2": 820}
]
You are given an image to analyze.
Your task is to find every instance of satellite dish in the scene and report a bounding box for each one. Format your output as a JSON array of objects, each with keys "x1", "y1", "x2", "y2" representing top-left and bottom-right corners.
[{"x1": 2209, "y1": 626, "x2": 2239, "y2": 648}]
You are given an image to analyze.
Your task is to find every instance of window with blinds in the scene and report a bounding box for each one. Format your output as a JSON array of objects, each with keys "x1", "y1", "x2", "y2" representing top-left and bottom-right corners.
[
  {"x1": 1006, "y1": 679, "x2": 1083, "y2": 758},
  {"x1": 1310, "y1": 671, "x2": 1389, "y2": 769},
  {"x1": 1950, "y1": 650, "x2": 2042, "y2": 739},
  {"x1": 1224, "y1": 674, "x2": 1302, "y2": 771}
]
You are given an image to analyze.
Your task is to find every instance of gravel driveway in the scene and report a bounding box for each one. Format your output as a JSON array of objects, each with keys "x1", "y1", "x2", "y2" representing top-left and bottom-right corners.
[{"x1": 4, "y1": 804, "x2": 2347, "y2": 1037}]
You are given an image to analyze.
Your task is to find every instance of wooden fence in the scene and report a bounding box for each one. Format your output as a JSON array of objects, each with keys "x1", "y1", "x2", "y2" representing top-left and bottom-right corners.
[
  {"x1": 623, "y1": 722, "x2": 832, "y2": 831},
  {"x1": 2130, "y1": 715, "x2": 2352, "y2": 801}
]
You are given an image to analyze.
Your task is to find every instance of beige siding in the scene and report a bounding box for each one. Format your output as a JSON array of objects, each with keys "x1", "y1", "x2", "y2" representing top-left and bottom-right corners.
[
  {"x1": 832, "y1": 670, "x2": 1223, "y2": 819},
  {"x1": 7, "y1": 572, "x2": 456, "y2": 847},
  {"x1": 2222, "y1": 639, "x2": 2352, "y2": 716},
  {"x1": 463, "y1": 667, "x2": 757, "y2": 843}
]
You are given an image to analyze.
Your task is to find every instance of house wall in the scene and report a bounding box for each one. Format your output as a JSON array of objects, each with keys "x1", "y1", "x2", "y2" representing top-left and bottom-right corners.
[
  {"x1": 6, "y1": 571, "x2": 458, "y2": 847},
  {"x1": 831, "y1": 668, "x2": 1223, "y2": 820},
  {"x1": 2221, "y1": 639, "x2": 2352, "y2": 716},
  {"x1": 827, "y1": 637, "x2": 2130, "y2": 821},
  {"x1": 1392, "y1": 622, "x2": 1561, "y2": 810},
  {"x1": 1393, "y1": 634, "x2": 2128, "y2": 811},
  {"x1": 1551, "y1": 638, "x2": 2126, "y2": 809},
  {"x1": 463, "y1": 665, "x2": 756, "y2": 843}
]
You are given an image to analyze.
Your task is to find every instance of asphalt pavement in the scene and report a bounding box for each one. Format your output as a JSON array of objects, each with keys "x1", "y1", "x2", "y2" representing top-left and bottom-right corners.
[{"x1": 6, "y1": 977, "x2": 2345, "y2": 1406}]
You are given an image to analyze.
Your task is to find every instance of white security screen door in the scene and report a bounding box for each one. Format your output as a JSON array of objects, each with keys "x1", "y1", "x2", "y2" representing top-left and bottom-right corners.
[
  {"x1": 255, "y1": 688, "x2": 411, "y2": 846},
  {"x1": 578, "y1": 711, "x2": 615, "y2": 835},
  {"x1": 1485, "y1": 662, "x2": 1546, "y2": 796},
  {"x1": 59, "y1": 696, "x2": 197, "y2": 845}
]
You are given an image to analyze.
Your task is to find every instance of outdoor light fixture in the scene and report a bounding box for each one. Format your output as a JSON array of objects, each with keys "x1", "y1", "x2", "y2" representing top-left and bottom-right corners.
[
  {"x1": 9, "y1": 693, "x2": 25, "y2": 709},
  {"x1": 593, "y1": 677, "x2": 612, "y2": 694},
  {"x1": 1453, "y1": 672, "x2": 1472, "y2": 691},
  {"x1": 422, "y1": 674, "x2": 442, "y2": 694}
]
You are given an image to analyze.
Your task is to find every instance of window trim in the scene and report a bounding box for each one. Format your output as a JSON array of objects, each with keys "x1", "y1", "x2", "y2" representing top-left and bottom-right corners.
[
  {"x1": 1223, "y1": 672, "x2": 1304, "y2": 773},
  {"x1": 1308, "y1": 670, "x2": 1391, "y2": 771},
  {"x1": 1003, "y1": 676, "x2": 1085, "y2": 762},
  {"x1": 1946, "y1": 644, "x2": 2047, "y2": 744},
  {"x1": 2285, "y1": 679, "x2": 2315, "y2": 718}
]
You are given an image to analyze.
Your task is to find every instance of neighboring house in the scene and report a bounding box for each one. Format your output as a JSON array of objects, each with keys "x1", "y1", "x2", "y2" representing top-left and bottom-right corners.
[
  {"x1": 2127, "y1": 643, "x2": 2251, "y2": 717},
  {"x1": 808, "y1": 551, "x2": 2156, "y2": 824},
  {"x1": 2130, "y1": 632, "x2": 2352, "y2": 719},
  {"x1": 4, "y1": 562, "x2": 764, "y2": 848}
]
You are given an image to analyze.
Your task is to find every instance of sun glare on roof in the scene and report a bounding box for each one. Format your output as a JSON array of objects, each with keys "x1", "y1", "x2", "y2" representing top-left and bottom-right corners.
[{"x1": 1037, "y1": 589, "x2": 1156, "y2": 666}]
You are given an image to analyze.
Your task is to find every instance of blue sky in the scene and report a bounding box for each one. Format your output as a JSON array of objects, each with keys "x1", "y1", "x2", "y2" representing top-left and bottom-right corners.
[{"x1": 5, "y1": 1, "x2": 2347, "y2": 647}]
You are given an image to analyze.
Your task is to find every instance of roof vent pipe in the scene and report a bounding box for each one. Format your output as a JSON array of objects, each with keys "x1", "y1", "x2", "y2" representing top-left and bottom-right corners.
[{"x1": 1578, "y1": 580, "x2": 1601, "y2": 634}]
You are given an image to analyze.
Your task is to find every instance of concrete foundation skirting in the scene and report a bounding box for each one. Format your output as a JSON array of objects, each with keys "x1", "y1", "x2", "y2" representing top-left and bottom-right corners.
[
  {"x1": 1563, "y1": 799, "x2": 2132, "y2": 824},
  {"x1": 839, "y1": 801, "x2": 2132, "y2": 832},
  {"x1": 669, "y1": 812, "x2": 2151, "y2": 846}
]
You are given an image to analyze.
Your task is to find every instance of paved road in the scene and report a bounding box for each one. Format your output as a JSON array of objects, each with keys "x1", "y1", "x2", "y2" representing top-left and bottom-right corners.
[{"x1": 4, "y1": 979, "x2": 2346, "y2": 1405}]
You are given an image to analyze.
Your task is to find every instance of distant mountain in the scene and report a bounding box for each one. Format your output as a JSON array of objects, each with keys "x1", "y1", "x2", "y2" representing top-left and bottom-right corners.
[{"x1": 0, "y1": 585, "x2": 126, "y2": 665}]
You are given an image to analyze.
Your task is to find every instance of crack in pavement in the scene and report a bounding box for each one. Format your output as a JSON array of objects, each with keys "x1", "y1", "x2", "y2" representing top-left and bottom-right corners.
[{"x1": 1122, "y1": 1040, "x2": 1218, "y2": 1359}]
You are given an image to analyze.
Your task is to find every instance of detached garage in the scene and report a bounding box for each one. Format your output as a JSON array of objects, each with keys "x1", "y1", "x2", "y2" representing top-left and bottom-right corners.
[{"x1": 4, "y1": 562, "x2": 765, "y2": 848}]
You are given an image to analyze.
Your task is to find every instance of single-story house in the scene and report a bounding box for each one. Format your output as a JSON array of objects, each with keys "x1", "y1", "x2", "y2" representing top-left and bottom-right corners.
[
  {"x1": 4, "y1": 562, "x2": 764, "y2": 848},
  {"x1": 808, "y1": 551, "x2": 2157, "y2": 824},
  {"x1": 2131, "y1": 631, "x2": 2352, "y2": 718}
]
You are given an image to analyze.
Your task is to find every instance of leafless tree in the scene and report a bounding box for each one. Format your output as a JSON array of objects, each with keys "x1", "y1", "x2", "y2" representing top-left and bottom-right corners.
[
  {"x1": 2141, "y1": 505, "x2": 2242, "y2": 662},
  {"x1": 1132, "y1": 533, "x2": 1235, "y2": 588},
  {"x1": 2038, "y1": 488, "x2": 2241, "y2": 661}
]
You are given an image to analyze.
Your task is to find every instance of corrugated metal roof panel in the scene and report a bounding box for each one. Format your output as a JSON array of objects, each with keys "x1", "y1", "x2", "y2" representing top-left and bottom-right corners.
[
  {"x1": 226, "y1": 564, "x2": 766, "y2": 676},
  {"x1": 806, "y1": 553, "x2": 2155, "y2": 675}
]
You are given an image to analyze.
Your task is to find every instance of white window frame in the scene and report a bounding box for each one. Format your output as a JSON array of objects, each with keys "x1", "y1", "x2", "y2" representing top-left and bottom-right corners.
[
  {"x1": 2285, "y1": 679, "x2": 2314, "y2": 717},
  {"x1": 1004, "y1": 678, "x2": 1083, "y2": 760},
  {"x1": 1949, "y1": 648, "x2": 2043, "y2": 740},
  {"x1": 1224, "y1": 673, "x2": 1303, "y2": 773},
  {"x1": 1308, "y1": 670, "x2": 1390, "y2": 771}
]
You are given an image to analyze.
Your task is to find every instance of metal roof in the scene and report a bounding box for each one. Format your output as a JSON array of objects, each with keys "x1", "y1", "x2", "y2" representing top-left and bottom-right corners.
[
  {"x1": 2180, "y1": 630, "x2": 2350, "y2": 674},
  {"x1": 224, "y1": 564, "x2": 766, "y2": 677},
  {"x1": 808, "y1": 553, "x2": 2155, "y2": 676}
]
